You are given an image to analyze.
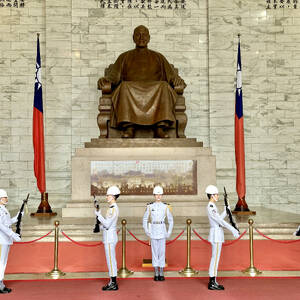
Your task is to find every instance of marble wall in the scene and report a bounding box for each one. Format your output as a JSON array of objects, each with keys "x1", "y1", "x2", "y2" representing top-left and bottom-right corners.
[{"x1": 0, "y1": 0, "x2": 300, "y2": 213}]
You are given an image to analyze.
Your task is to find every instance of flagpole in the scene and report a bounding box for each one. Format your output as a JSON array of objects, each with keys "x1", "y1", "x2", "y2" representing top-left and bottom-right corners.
[
  {"x1": 232, "y1": 33, "x2": 255, "y2": 216},
  {"x1": 31, "y1": 33, "x2": 56, "y2": 218}
]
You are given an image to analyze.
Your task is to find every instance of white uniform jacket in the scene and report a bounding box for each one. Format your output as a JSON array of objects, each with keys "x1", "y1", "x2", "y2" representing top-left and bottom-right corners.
[
  {"x1": 0, "y1": 205, "x2": 17, "y2": 245},
  {"x1": 207, "y1": 202, "x2": 239, "y2": 243},
  {"x1": 96, "y1": 203, "x2": 119, "y2": 244},
  {"x1": 143, "y1": 202, "x2": 173, "y2": 240}
]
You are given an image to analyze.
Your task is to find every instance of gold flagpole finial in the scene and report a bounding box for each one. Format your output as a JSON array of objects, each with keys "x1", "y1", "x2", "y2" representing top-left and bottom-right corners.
[{"x1": 238, "y1": 33, "x2": 241, "y2": 39}]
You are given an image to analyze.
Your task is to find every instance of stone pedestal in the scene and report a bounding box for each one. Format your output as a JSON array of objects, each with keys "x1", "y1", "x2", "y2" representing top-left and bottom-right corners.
[{"x1": 62, "y1": 138, "x2": 216, "y2": 218}]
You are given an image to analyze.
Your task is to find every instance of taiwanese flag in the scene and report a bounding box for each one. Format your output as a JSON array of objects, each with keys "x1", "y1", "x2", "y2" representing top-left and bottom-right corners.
[
  {"x1": 234, "y1": 38, "x2": 248, "y2": 210},
  {"x1": 33, "y1": 35, "x2": 46, "y2": 193}
]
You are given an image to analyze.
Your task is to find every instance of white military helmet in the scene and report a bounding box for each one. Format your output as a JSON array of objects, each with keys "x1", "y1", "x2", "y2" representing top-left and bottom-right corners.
[
  {"x1": 106, "y1": 186, "x2": 120, "y2": 196},
  {"x1": 0, "y1": 189, "x2": 8, "y2": 198},
  {"x1": 153, "y1": 186, "x2": 163, "y2": 195},
  {"x1": 205, "y1": 185, "x2": 218, "y2": 195}
]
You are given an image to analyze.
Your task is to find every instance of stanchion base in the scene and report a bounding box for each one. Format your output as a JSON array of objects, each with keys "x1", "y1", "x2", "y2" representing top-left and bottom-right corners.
[
  {"x1": 242, "y1": 266, "x2": 262, "y2": 277},
  {"x1": 178, "y1": 267, "x2": 198, "y2": 277},
  {"x1": 46, "y1": 269, "x2": 66, "y2": 279},
  {"x1": 117, "y1": 267, "x2": 134, "y2": 278}
]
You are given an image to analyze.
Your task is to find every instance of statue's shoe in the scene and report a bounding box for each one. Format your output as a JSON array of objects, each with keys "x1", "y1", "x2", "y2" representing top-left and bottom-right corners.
[
  {"x1": 155, "y1": 127, "x2": 169, "y2": 138},
  {"x1": 121, "y1": 126, "x2": 135, "y2": 138}
]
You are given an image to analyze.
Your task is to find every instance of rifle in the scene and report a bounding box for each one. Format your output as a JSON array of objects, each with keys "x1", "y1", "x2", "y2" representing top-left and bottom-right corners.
[
  {"x1": 93, "y1": 194, "x2": 100, "y2": 233},
  {"x1": 294, "y1": 225, "x2": 300, "y2": 236},
  {"x1": 223, "y1": 187, "x2": 240, "y2": 233},
  {"x1": 15, "y1": 193, "x2": 30, "y2": 236}
]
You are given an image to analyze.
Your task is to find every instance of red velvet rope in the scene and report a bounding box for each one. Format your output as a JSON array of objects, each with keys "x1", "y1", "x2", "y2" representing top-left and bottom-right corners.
[
  {"x1": 127, "y1": 229, "x2": 185, "y2": 246},
  {"x1": 15, "y1": 230, "x2": 53, "y2": 244},
  {"x1": 127, "y1": 229, "x2": 150, "y2": 246},
  {"x1": 61, "y1": 231, "x2": 103, "y2": 247},
  {"x1": 166, "y1": 230, "x2": 185, "y2": 245},
  {"x1": 254, "y1": 228, "x2": 300, "y2": 244},
  {"x1": 222, "y1": 229, "x2": 247, "y2": 246},
  {"x1": 192, "y1": 229, "x2": 247, "y2": 246}
]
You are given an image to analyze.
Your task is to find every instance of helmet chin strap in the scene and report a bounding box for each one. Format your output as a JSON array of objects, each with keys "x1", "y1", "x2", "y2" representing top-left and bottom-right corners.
[{"x1": 211, "y1": 195, "x2": 218, "y2": 202}]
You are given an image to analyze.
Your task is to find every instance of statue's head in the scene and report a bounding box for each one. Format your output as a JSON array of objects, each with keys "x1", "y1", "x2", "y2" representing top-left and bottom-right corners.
[{"x1": 133, "y1": 25, "x2": 150, "y2": 48}]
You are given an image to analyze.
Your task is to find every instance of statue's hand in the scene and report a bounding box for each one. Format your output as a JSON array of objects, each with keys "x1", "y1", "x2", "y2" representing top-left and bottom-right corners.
[
  {"x1": 97, "y1": 77, "x2": 111, "y2": 90},
  {"x1": 173, "y1": 77, "x2": 186, "y2": 93}
]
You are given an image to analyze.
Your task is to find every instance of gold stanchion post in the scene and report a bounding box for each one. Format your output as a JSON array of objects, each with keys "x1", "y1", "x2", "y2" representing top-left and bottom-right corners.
[
  {"x1": 179, "y1": 219, "x2": 198, "y2": 277},
  {"x1": 46, "y1": 220, "x2": 65, "y2": 279},
  {"x1": 118, "y1": 219, "x2": 134, "y2": 278},
  {"x1": 242, "y1": 219, "x2": 262, "y2": 276}
]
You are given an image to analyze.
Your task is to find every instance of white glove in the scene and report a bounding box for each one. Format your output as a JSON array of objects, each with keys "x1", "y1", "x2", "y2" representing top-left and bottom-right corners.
[
  {"x1": 11, "y1": 216, "x2": 18, "y2": 223},
  {"x1": 11, "y1": 232, "x2": 21, "y2": 242},
  {"x1": 94, "y1": 210, "x2": 101, "y2": 217},
  {"x1": 166, "y1": 232, "x2": 171, "y2": 239},
  {"x1": 233, "y1": 229, "x2": 240, "y2": 239},
  {"x1": 11, "y1": 212, "x2": 24, "y2": 224}
]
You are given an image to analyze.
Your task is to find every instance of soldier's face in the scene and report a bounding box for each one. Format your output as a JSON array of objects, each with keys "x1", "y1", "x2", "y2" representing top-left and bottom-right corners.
[
  {"x1": 0, "y1": 197, "x2": 8, "y2": 205},
  {"x1": 154, "y1": 194, "x2": 162, "y2": 201},
  {"x1": 106, "y1": 195, "x2": 115, "y2": 204},
  {"x1": 212, "y1": 194, "x2": 219, "y2": 202},
  {"x1": 133, "y1": 28, "x2": 150, "y2": 48}
]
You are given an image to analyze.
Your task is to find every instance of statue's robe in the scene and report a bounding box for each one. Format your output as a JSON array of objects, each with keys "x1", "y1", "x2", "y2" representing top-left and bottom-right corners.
[{"x1": 106, "y1": 48, "x2": 183, "y2": 128}]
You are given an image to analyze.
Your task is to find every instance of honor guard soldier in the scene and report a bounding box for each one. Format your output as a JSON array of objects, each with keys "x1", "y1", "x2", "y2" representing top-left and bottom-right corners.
[
  {"x1": 95, "y1": 186, "x2": 120, "y2": 291},
  {"x1": 143, "y1": 186, "x2": 173, "y2": 281},
  {"x1": 205, "y1": 185, "x2": 239, "y2": 290},
  {"x1": 0, "y1": 189, "x2": 21, "y2": 294}
]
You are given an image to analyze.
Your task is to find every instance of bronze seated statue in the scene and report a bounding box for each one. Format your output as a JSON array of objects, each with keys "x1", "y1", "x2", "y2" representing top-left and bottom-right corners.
[{"x1": 97, "y1": 25, "x2": 187, "y2": 139}]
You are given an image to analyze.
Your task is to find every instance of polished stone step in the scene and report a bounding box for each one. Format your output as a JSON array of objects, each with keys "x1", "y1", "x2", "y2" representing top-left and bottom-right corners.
[
  {"x1": 85, "y1": 138, "x2": 203, "y2": 148},
  {"x1": 14, "y1": 207, "x2": 300, "y2": 242}
]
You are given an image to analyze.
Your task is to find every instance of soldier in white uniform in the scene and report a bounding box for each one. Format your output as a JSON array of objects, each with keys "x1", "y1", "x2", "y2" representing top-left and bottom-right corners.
[
  {"x1": 0, "y1": 189, "x2": 21, "y2": 294},
  {"x1": 95, "y1": 186, "x2": 120, "y2": 291},
  {"x1": 205, "y1": 185, "x2": 239, "y2": 290},
  {"x1": 143, "y1": 186, "x2": 173, "y2": 281}
]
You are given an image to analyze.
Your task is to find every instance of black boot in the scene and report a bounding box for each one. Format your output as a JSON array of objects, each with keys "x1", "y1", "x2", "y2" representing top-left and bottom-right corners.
[
  {"x1": 154, "y1": 267, "x2": 159, "y2": 281},
  {"x1": 208, "y1": 277, "x2": 224, "y2": 290},
  {"x1": 0, "y1": 287, "x2": 12, "y2": 294},
  {"x1": 159, "y1": 267, "x2": 165, "y2": 281},
  {"x1": 102, "y1": 277, "x2": 118, "y2": 291}
]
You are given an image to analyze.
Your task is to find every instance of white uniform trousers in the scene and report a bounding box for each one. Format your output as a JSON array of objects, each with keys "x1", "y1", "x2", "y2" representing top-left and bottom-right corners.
[
  {"x1": 104, "y1": 242, "x2": 117, "y2": 277},
  {"x1": 151, "y1": 238, "x2": 166, "y2": 268},
  {"x1": 0, "y1": 245, "x2": 10, "y2": 289},
  {"x1": 209, "y1": 242, "x2": 222, "y2": 277}
]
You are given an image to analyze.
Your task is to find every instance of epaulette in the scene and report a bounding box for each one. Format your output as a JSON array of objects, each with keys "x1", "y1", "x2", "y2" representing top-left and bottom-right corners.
[
  {"x1": 165, "y1": 202, "x2": 172, "y2": 212},
  {"x1": 209, "y1": 204, "x2": 213, "y2": 208},
  {"x1": 147, "y1": 202, "x2": 154, "y2": 205}
]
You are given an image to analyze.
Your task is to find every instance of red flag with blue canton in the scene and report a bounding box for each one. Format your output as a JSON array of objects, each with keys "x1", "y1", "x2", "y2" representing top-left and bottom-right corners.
[
  {"x1": 234, "y1": 38, "x2": 247, "y2": 210},
  {"x1": 33, "y1": 35, "x2": 46, "y2": 193}
]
